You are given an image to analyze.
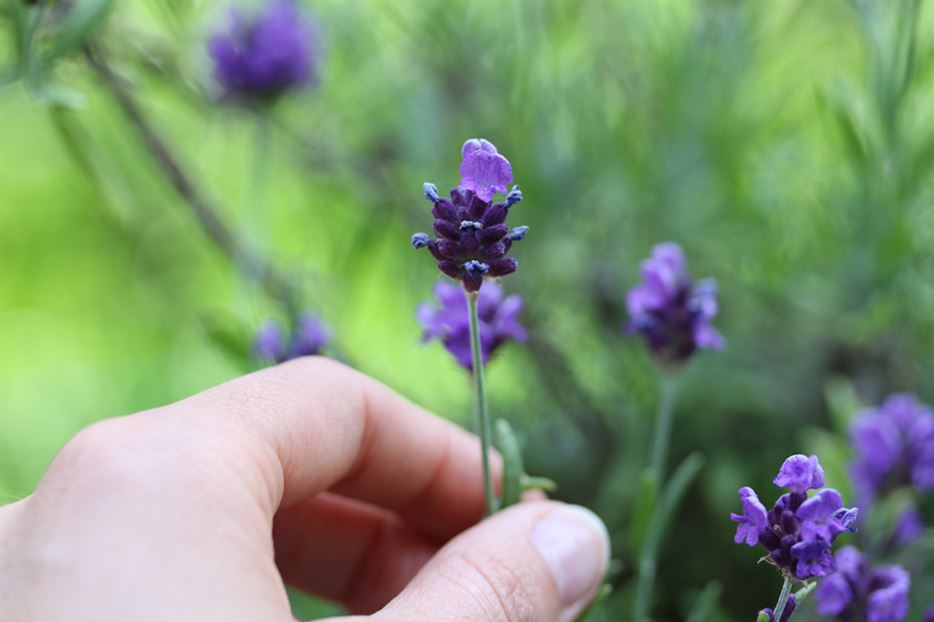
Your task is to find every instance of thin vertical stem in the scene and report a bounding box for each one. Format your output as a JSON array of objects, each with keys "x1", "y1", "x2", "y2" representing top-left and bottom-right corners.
[
  {"x1": 467, "y1": 290, "x2": 496, "y2": 516},
  {"x1": 772, "y1": 577, "x2": 793, "y2": 622},
  {"x1": 634, "y1": 372, "x2": 679, "y2": 621},
  {"x1": 649, "y1": 373, "x2": 678, "y2": 482}
]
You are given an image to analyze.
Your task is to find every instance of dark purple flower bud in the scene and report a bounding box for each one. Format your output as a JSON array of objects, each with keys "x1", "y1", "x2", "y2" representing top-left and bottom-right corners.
[
  {"x1": 412, "y1": 140, "x2": 526, "y2": 292},
  {"x1": 817, "y1": 547, "x2": 910, "y2": 622},
  {"x1": 850, "y1": 393, "x2": 934, "y2": 503},
  {"x1": 760, "y1": 594, "x2": 796, "y2": 622},
  {"x1": 423, "y1": 182, "x2": 441, "y2": 203},
  {"x1": 625, "y1": 242, "x2": 724, "y2": 366},
  {"x1": 209, "y1": 0, "x2": 318, "y2": 105},
  {"x1": 791, "y1": 539, "x2": 836, "y2": 578},
  {"x1": 775, "y1": 454, "x2": 826, "y2": 494},
  {"x1": 730, "y1": 487, "x2": 769, "y2": 546},
  {"x1": 412, "y1": 232, "x2": 430, "y2": 249},
  {"x1": 509, "y1": 225, "x2": 529, "y2": 241},
  {"x1": 416, "y1": 281, "x2": 528, "y2": 370},
  {"x1": 504, "y1": 185, "x2": 523, "y2": 208}
]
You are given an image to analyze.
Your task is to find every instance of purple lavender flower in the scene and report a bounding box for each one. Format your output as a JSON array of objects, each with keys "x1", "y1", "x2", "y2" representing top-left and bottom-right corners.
[
  {"x1": 850, "y1": 393, "x2": 934, "y2": 502},
  {"x1": 924, "y1": 605, "x2": 934, "y2": 622},
  {"x1": 731, "y1": 454, "x2": 857, "y2": 580},
  {"x1": 626, "y1": 242, "x2": 724, "y2": 365},
  {"x1": 412, "y1": 139, "x2": 527, "y2": 292},
  {"x1": 209, "y1": 0, "x2": 318, "y2": 104},
  {"x1": 731, "y1": 486, "x2": 769, "y2": 546},
  {"x1": 417, "y1": 280, "x2": 527, "y2": 370},
  {"x1": 774, "y1": 454, "x2": 825, "y2": 494},
  {"x1": 891, "y1": 505, "x2": 923, "y2": 547},
  {"x1": 254, "y1": 313, "x2": 329, "y2": 364},
  {"x1": 816, "y1": 546, "x2": 911, "y2": 622},
  {"x1": 760, "y1": 594, "x2": 797, "y2": 622}
]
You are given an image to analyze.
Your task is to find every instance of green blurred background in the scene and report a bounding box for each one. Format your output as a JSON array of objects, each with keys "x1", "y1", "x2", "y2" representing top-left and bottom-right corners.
[{"x1": 2, "y1": 1, "x2": 933, "y2": 620}]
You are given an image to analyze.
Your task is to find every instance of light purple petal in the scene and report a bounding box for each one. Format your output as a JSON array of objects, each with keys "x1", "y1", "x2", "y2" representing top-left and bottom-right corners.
[{"x1": 459, "y1": 138, "x2": 513, "y2": 202}]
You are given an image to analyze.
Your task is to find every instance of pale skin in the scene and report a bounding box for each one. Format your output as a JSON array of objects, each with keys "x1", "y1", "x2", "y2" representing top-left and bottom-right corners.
[{"x1": 1, "y1": 357, "x2": 608, "y2": 622}]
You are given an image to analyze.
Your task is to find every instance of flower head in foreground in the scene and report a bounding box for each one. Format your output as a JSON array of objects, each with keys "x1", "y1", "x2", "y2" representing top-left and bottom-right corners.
[
  {"x1": 816, "y1": 546, "x2": 910, "y2": 622},
  {"x1": 626, "y1": 242, "x2": 724, "y2": 366},
  {"x1": 417, "y1": 280, "x2": 527, "y2": 370},
  {"x1": 412, "y1": 139, "x2": 527, "y2": 292},
  {"x1": 731, "y1": 454, "x2": 857, "y2": 580},
  {"x1": 209, "y1": 0, "x2": 318, "y2": 104},
  {"x1": 254, "y1": 313, "x2": 329, "y2": 364},
  {"x1": 850, "y1": 393, "x2": 934, "y2": 503}
]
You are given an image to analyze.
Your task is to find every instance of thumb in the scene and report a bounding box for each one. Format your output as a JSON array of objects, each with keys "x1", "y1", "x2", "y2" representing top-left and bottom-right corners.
[{"x1": 371, "y1": 501, "x2": 609, "y2": 622}]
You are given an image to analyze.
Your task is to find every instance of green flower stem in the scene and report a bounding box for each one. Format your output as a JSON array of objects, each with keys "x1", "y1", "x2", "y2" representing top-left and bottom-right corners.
[
  {"x1": 772, "y1": 577, "x2": 793, "y2": 622},
  {"x1": 467, "y1": 290, "x2": 496, "y2": 516},
  {"x1": 649, "y1": 373, "x2": 678, "y2": 481},
  {"x1": 633, "y1": 373, "x2": 681, "y2": 621}
]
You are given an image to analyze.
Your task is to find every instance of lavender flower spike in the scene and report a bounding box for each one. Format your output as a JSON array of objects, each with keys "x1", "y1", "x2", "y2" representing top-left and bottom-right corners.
[
  {"x1": 413, "y1": 139, "x2": 528, "y2": 292},
  {"x1": 817, "y1": 546, "x2": 910, "y2": 622},
  {"x1": 626, "y1": 242, "x2": 724, "y2": 365},
  {"x1": 209, "y1": 0, "x2": 318, "y2": 104},
  {"x1": 774, "y1": 454, "x2": 825, "y2": 494},
  {"x1": 730, "y1": 454, "x2": 857, "y2": 581},
  {"x1": 417, "y1": 280, "x2": 527, "y2": 370},
  {"x1": 850, "y1": 393, "x2": 934, "y2": 503}
]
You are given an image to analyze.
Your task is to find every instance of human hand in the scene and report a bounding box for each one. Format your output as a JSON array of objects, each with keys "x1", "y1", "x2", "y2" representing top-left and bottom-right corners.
[{"x1": 1, "y1": 358, "x2": 609, "y2": 621}]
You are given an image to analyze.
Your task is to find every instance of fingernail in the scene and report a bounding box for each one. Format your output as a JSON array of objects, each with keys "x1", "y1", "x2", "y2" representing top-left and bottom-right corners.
[{"x1": 531, "y1": 505, "x2": 610, "y2": 617}]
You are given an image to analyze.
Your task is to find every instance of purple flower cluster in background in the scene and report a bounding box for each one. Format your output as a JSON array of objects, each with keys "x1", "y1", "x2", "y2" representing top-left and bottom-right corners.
[
  {"x1": 254, "y1": 313, "x2": 329, "y2": 364},
  {"x1": 816, "y1": 546, "x2": 910, "y2": 622},
  {"x1": 850, "y1": 393, "x2": 934, "y2": 503},
  {"x1": 731, "y1": 454, "x2": 858, "y2": 580},
  {"x1": 209, "y1": 0, "x2": 318, "y2": 104},
  {"x1": 626, "y1": 242, "x2": 724, "y2": 366},
  {"x1": 412, "y1": 139, "x2": 527, "y2": 292},
  {"x1": 417, "y1": 280, "x2": 527, "y2": 370}
]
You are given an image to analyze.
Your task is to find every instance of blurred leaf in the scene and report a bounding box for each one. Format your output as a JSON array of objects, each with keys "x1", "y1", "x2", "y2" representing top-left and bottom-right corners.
[
  {"x1": 577, "y1": 583, "x2": 613, "y2": 622},
  {"x1": 823, "y1": 376, "x2": 864, "y2": 434},
  {"x1": 40, "y1": 0, "x2": 115, "y2": 67},
  {"x1": 495, "y1": 418, "x2": 523, "y2": 509},
  {"x1": 630, "y1": 468, "x2": 658, "y2": 557},
  {"x1": 686, "y1": 581, "x2": 722, "y2": 622}
]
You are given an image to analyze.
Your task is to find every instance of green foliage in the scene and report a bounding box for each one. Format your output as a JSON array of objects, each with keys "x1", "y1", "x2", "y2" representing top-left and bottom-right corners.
[{"x1": 2, "y1": 0, "x2": 933, "y2": 620}]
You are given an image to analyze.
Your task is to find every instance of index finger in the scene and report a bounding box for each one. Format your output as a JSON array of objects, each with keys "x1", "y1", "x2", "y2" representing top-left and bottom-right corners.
[{"x1": 169, "y1": 357, "x2": 498, "y2": 539}]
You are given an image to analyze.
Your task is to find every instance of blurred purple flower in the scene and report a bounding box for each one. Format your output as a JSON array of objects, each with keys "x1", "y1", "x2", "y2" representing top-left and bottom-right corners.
[
  {"x1": 412, "y1": 139, "x2": 527, "y2": 292},
  {"x1": 626, "y1": 242, "x2": 724, "y2": 366},
  {"x1": 850, "y1": 393, "x2": 934, "y2": 503},
  {"x1": 417, "y1": 280, "x2": 527, "y2": 370},
  {"x1": 774, "y1": 454, "x2": 825, "y2": 494},
  {"x1": 254, "y1": 313, "x2": 329, "y2": 364},
  {"x1": 816, "y1": 546, "x2": 910, "y2": 622},
  {"x1": 760, "y1": 593, "x2": 796, "y2": 622},
  {"x1": 892, "y1": 505, "x2": 923, "y2": 547},
  {"x1": 209, "y1": 0, "x2": 318, "y2": 104},
  {"x1": 925, "y1": 605, "x2": 934, "y2": 622},
  {"x1": 731, "y1": 454, "x2": 857, "y2": 580}
]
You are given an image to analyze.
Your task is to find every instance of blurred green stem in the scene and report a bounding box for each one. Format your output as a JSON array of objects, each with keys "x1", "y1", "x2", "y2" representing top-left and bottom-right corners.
[
  {"x1": 84, "y1": 45, "x2": 299, "y2": 316},
  {"x1": 772, "y1": 577, "x2": 793, "y2": 622},
  {"x1": 633, "y1": 373, "x2": 681, "y2": 621},
  {"x1": 467, "y1": 290, "x2": 496, "y2": 516},
  {"x1": 650, "y1": 374, "x2": 678, "y2": 481}
]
